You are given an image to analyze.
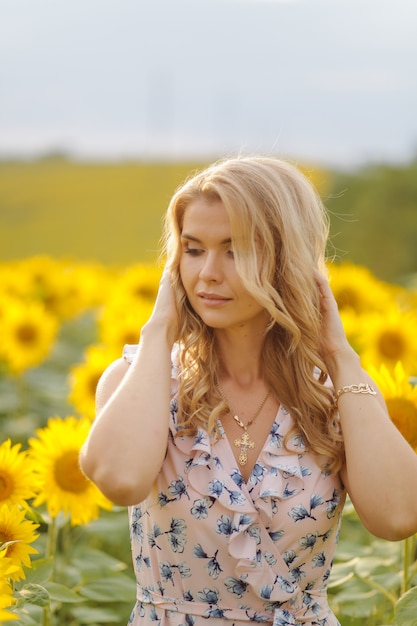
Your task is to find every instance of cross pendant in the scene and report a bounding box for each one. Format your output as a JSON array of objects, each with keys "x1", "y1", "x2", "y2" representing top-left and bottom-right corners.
[{"x1": 234, "y1": 430, "x2": 255, "y2": 465}]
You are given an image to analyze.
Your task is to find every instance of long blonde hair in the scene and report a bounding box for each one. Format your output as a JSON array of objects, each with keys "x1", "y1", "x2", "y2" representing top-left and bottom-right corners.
[{"x1": 162, "y1": 155, "x2": 344, "y2": 473}]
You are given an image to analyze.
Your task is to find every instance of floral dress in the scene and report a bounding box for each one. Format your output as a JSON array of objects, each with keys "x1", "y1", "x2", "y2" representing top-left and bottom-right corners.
[{"x1": 123, "y1": 345, "x2": 346, "y2": 626}]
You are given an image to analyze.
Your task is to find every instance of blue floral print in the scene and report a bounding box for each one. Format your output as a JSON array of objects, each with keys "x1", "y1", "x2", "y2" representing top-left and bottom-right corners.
[{"x1": 126, "y1": 385, "x2": 345, "y2": 626}]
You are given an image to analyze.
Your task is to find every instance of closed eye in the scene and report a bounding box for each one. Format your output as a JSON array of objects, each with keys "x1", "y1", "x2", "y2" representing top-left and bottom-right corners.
[{"x1": 184, "y1": 247, "x2": 203, "y2": 256}]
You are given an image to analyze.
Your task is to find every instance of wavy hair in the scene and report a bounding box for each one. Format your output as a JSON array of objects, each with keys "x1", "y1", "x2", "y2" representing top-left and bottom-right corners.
[{"x1": 162, "y1": 155, "x2": 344, "y2": 473}]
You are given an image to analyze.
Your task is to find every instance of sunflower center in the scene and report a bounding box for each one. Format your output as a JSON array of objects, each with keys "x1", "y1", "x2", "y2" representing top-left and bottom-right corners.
[
  {"x1": 123, "y1": 331, "x2": 140, "y2": 345},
  {"x1": 88, "y1": 373, "x2": 101, "y2": 397},
  {"x1": 16, "y1": 323, "x2": 38, "y2": 345},
  {"x1": 377, "y1": 330, "x2": 406, "y2": 361},
  {"x1": 133, "y1": 285, "x2": 155, "y2": 299},
  {"x1": 386, "y1": 397, "x2": 417, "y2": 448},
  {"x1": 54, "y1": 450, "x2": 90, "y2": 493},
  {"x1": 0, "y1": 530, "x2": 11, "y2": 545},
  {"x1": 0, "y1": 471, "x2": 14, "y2": 501}
]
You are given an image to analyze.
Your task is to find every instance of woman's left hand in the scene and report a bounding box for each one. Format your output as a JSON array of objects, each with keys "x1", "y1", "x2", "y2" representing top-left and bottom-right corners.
[{"x1": 314, "y1": 270, "x2": 354, "y2": 370}]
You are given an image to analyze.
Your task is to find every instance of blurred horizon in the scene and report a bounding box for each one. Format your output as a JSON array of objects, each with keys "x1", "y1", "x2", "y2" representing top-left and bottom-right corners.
[{"x1": 1, "y1": 0, "x2": 417, "y2": 169}]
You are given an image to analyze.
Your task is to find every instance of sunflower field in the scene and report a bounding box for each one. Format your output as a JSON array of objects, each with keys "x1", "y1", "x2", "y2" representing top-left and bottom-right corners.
[{"x1": 1, "y1": 254, "x2": 417, "y2": 625}]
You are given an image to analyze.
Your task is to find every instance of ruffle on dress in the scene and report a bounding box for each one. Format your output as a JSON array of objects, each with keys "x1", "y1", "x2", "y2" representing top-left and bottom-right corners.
[
  {"x1": 124, "y1": 344, "x2": 341, "y2": 625},
  {"x1": 172, "y1": 405, "x2": 308, "y2": 607}
]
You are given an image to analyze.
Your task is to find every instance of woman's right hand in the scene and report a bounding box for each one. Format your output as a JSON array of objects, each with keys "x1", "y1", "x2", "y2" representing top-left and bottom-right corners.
[{"x1": 143, "y1": 267, "x2": 179, "y2": 345}]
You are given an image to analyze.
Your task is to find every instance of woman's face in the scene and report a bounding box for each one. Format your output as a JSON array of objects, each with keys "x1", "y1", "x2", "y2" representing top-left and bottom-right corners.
[{"x1": 179, "y1": 197, "x2": 268, "y2": 334}]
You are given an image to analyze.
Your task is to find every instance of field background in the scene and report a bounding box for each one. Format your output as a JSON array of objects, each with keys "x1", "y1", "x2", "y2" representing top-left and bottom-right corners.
[
  {"x1": 1, "y1": 157, "x2": 417, "y2": 624},
  {"x1": 1, "y1": 157, "x2": 417, "y2": 282},
  {"x1": 0, "y1": 159, "x2": 208, "y2": 267}
]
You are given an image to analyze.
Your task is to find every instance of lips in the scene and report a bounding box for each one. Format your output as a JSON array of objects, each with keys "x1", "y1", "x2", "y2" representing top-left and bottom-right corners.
[
  {"x1": 197, "y1": 292, "x2": 230, "y2": 301},
  {"x1": 196, "y1": 292, "x2": 232, "y2": 306}
]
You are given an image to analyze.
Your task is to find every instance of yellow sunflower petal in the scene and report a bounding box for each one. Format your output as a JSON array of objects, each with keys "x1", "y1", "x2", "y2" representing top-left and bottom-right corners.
[
  {"x1": 28, "y1": 416, "x2": 112, "y2": 526},
  {"x1": 357, "y1": 306, "x2": 417, "y2": 373},
  {"x1": 0, "y1": 298, "x2": 58, "y2": 374},
  {"x1": 0, "y1": 440, "x2": 39, "y2": 509},
  {"x1": 99, "y1": 297, "x2": 154, "y2": 352},
  {"x1": 0, "y1": 609, "x2": 18, "y2": 622},
  {"x1": 368, "y1": 362, "x2": 417, "y2": 448},
  {"x1": 111, "y1": 263, "x2": 161, "y2": 303},
  {"x1": 328, "y1": 262, "x2": 396, "y2": 315},
  {"x1": 0, "y1": 506, "x2": 39, "y2": 582},
  {"x1": 69, "y1": 344, "x2": 119, "y2": 419}
]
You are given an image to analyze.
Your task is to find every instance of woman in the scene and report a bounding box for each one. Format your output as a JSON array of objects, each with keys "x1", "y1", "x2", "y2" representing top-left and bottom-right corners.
[{"x1": 80, "y1": 156, "x2": 417, "y2": 626}]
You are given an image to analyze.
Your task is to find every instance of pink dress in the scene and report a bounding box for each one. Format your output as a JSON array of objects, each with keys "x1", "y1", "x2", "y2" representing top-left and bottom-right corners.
[{"x1": 123, "y1": 345, "x2": 345, "y2": 626}]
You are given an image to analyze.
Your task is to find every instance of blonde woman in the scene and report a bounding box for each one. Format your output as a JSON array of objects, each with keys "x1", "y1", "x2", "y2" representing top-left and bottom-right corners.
[{"x1": 80, "y1": 156, "x2": 417, "y2": 626}]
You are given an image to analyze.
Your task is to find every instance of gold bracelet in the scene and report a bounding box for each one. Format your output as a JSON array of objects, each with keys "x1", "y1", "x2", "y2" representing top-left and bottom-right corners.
[{"x1": 334, "y1": 383, "x2": 377, "y2": 407}]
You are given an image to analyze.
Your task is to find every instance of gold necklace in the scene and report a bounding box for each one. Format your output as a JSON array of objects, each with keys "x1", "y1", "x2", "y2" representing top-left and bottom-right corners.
[{"x1": 217, "y1": 384, "x2": 271, "y2": 466}]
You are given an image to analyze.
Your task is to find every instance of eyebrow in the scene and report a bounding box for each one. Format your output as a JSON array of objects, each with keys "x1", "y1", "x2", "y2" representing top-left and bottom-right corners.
[{"x1": 181, "y1": 233, "x2": 232, "y2": 245}]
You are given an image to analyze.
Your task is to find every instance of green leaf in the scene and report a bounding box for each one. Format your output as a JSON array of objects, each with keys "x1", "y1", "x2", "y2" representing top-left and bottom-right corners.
[
  {"x1": 7, "y1": 610, "x2": 41, "y2": 626},
  {"x1": 78, "y1": 574, "x2": 136, "y2": 603},
  {"x1": 395, "y1": 587, "x2": 417, "y2": 625},
  {"x1": 71, "y1": 546, "x2": 130, "y2": 579},
  {"x1": 70, "y1": 606, "x2": 121, "y2": 624},
  {"x1": 43, "y1": 581, "x2": 83, "y2": 603},
  {"x1": 24, "y1": 507, "x2": 48, "y2": 525},
  {"x1": 355, "y1": 555, "x2": 398, "y2": 578},
  {"x1": 372, "y1": 571, "x2": 402, "y2": 594},
  {"x1": 330, "y1": 581, "x2": 384, "y2": 618},
  {"x1": 73, "y1": 546, "x2": 127, "y2": 569},
  {"x1": 328, "y1": 558, "x2": 358, "y2": 588},
  {"x1": 16, "y1": 583, "x2": 50, "y2": 607},
  {"x1": 23, "y1": 557, "x2": 54, "y2": 584}
]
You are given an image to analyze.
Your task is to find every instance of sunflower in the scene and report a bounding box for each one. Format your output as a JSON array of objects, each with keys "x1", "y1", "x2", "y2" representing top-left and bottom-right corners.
[
  {"x1": 0, "y1": 295, "x2": 21, "y2": 367},
  {"x1": 0, "y1": 549, "x2": 19, "y2": 615},
  {"x1": 99, "y1": 297, "x2": 154, "y2": 353},
  {"x1": 0, "y1": 298, "x2": 59, "y2": 374},
  {"x1": 63, "y1": 260, "x2": 114, "y2": 313},
  {"x1": 0, "y1": 505, "x2": 39, "y2": 582},
  {"x1": 28, "y1": 416, "x2": 112, "y2": 526},
  {"x1": 111, "y1": 263, "x2": 161, "y2": 303},
  {"x1": 0, "y1": 260, "x2": 33, "y2": 302},
  {"x1": 69, "y1": 344, "x2": 118, "y2": 419},
  {"x1": 357, "y1": 306, "x2": 417, "y2": 373},
  {"x1": 13, "y1": 256, "x2": 74, "y2": 319},
  {"x1": 327, "y1": 262, "x2": 396, "y2": 315},
  {"x1": 369, "y1": 362, "x2": 417, "y2": 449},
  {"x1": 0, "y1": 606, "x2": 18, "y2": 622},
  {"x1": 0, "y1": 440, "x2": 38, "y2": 509}
]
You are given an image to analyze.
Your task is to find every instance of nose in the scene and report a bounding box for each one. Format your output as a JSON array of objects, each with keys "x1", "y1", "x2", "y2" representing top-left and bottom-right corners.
[{"x1": 199, "y1": 251, "x2": 223, "y2": 283}]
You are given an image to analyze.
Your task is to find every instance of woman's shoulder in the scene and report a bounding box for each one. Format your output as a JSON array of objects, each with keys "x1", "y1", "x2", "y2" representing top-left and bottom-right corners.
[{"x1": 96, "y1": 356, "x2": 130, "y2": 412}]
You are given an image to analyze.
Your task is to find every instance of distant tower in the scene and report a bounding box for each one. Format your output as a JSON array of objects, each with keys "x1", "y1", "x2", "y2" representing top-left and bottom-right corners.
[
  {"x1": 144, "y1": 68, "x2": 175, "y2": 158},
  {"x1": 212, "y1": 85, "x2": 242, "y2": 153}
]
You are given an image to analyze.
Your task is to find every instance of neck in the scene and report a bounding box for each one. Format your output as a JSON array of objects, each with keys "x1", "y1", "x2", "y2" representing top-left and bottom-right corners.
[{"x1": 215, "y1": 333, "x2": 264, "y2": 388}]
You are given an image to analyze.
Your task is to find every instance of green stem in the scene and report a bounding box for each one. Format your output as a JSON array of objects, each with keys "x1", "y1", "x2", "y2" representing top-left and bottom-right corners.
[
  {"x1": 42, "y1": 517, "x2": 58, "y2": 626},
  {"x1": 401, "y1": 535, "x2": 416, "y2": 595},
  {"x1": 45, "y1": 516, "x2": 58, "y2": 561},
  {"x1": 356, "y1": 573, "x2": 398, "y2": 607},
  {"x1": 15, "y1": 371, "x2": 30, "y2": 417}
]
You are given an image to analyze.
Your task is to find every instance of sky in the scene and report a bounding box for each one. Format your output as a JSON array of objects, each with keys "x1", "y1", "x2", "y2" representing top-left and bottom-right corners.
[{"x1": 1, "y1": 0, "x2": 417, "y2": 168}]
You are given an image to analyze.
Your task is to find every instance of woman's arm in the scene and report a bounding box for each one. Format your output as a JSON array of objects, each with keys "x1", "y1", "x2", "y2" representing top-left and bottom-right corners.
[
  {"x1": 79, "y1": 270, "x2": 179, "y2": 506},
  {"x1": 316, "y1": 271, "x2": 417, "y2": 541}
]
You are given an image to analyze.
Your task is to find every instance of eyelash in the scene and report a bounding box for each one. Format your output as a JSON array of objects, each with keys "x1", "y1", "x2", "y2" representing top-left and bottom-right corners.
[
  {"x1": 183, "y1": 245, "x2": 235, "y2": 258},
  {"x1": 184, "y1": 247, "x2": 203, "y2": 256},
  {"x1": 184, "y1": 248, "x2": 235, "y2": 258}
]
